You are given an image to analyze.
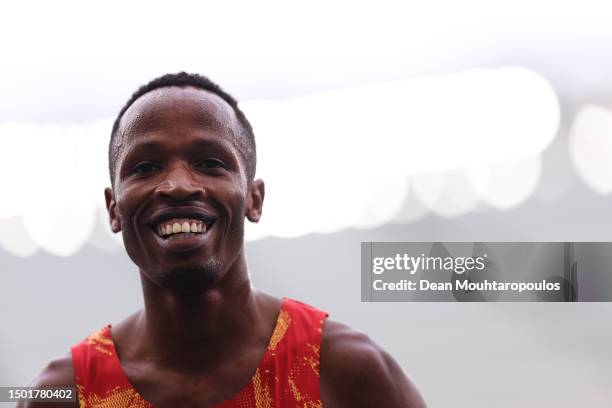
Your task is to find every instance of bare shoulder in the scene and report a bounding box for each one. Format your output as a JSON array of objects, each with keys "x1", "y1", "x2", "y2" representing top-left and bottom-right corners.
[
  {"x1": 320, "y1": 319, "x2": 427, "y2": 408},
  {"x1": 16, "y1": 355, "x2": 79, "y2": 408}
]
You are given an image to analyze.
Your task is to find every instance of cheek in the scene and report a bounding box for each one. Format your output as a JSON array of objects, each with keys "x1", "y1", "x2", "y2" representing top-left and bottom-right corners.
[
  {"x1": 116, "y1": 197, "x2": 137, "y2": 232},
  {"x1": 230, "y1": 188, "x2": 249, "y2": 218},
  {"x1": 115, "y1": 186, "x2": 152, "y2": 253},
  {"x1": 220, "y1": 188, "x2": 249, "y2": 235},
  {"x1": 115, "y1": 183, "x2": 150, "y2": 219}
]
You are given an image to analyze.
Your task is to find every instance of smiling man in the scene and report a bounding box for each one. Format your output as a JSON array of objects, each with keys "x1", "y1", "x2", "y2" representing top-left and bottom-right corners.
[{"x1": 20, "y1": 73, "x2": 426, "y2": 408}]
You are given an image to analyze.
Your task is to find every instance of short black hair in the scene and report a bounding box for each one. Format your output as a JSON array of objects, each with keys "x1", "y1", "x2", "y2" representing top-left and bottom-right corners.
[{"x1": 109, "y1": 72, "x2": 256, "y2": 185}]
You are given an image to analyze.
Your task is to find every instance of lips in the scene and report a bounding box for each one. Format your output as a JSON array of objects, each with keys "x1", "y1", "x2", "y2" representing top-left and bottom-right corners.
[{"x1": 149, "y1": 207, "x2": 217, "y2": 251}]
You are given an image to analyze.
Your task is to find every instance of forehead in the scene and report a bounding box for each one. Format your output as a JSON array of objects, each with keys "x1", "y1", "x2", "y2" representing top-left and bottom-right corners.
[{"x1": 117, "y1": 86, "x2": 240, "y2": 148}]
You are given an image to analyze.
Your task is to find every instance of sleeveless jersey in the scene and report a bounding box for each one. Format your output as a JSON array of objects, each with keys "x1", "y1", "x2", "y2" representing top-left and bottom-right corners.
[{"x1": 71, "y1": 298, "x2": 328, "y2": 408}]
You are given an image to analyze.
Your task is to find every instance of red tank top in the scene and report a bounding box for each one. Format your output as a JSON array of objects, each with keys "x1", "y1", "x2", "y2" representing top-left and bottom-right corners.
[{"x1": 71, "y1": 298, "x2": 328, "y2": 408}]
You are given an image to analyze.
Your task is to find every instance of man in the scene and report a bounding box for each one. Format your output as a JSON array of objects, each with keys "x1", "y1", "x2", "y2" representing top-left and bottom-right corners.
[{"x1": 21, "y1": 73, "x2": 426, "y2": 407}]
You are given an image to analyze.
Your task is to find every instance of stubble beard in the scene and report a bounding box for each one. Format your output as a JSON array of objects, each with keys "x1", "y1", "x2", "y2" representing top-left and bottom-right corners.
[{"x1": 158, "y1": 256, "x2": 222, "y2": 292}]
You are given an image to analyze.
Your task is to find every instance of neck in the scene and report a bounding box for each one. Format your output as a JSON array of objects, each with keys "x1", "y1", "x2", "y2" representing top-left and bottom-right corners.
[{"x1": 134, "y1": 252, "x2": 266, "y2": 372}]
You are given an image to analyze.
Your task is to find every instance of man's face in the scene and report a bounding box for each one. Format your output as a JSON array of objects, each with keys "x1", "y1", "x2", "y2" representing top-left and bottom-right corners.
[{"x1": 105, "y1": 87, "x2": 263, "y2": 290}]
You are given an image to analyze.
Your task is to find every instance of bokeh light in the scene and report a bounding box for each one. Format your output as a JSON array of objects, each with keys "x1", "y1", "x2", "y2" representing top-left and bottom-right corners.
[
  {"x1": 0, "y1": 67, "x2": 562, "y2": 254},
  {"x1": 467, "y1": 156, "x2": 542, "y2": 210},
  {"x1": 411, "y1": 169, "x2": 482, "y2": 218},
  {"x1": 569, "y1": 105, "x2": 612, "y2": 194}
]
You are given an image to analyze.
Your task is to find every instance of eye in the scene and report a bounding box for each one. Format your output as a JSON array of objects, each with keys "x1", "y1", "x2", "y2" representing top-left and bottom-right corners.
[
  {"x1": 197, "y1": 159, "x2": 226, "y2": 169},
  {"x1": 133, "y1": 162, "x2": 160, "y2": 174}
]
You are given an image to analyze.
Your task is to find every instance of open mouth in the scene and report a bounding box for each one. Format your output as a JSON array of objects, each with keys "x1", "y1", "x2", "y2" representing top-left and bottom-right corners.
[{"x1": 155, "y1": 218, "x2": 215, "y2": 240}]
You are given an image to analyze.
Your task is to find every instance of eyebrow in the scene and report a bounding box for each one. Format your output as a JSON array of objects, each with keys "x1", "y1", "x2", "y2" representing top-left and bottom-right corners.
[
  {"x1": 188, "y1": 138, "x2": 237, "y2": 153},
  {"x1": 119, "y1": 135, "x2": 241, "y2": 175},
  {"x1": 126, "y1": 137, "x2": 236, "y2": 155}
]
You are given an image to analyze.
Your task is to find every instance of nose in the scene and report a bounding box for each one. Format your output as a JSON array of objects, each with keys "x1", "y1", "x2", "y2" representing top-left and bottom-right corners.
[{"x1": 154, "y1": 162, "x2": 204, "y2": 201}]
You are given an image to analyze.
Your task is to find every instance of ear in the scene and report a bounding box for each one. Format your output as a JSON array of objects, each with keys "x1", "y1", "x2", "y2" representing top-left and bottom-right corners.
[
  {"x1": 246, "y1": 179, "x2": 265, "y2": 223},
  {"x1": 104, "y1": 187, "x2": 122, "y2": 233}
]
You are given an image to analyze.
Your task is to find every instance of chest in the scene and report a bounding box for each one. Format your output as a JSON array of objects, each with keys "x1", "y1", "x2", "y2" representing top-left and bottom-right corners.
[{"x1": 123, "y1": 349, "x2": 265, "y2": 407}]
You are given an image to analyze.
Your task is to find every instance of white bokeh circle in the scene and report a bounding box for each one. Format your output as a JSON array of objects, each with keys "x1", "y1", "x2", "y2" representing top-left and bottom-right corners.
[
  {"x1": 411, "y1": 169, "x2": 482, "y2": 218},
  {"x1": 467, "y1": 156, "x2": 542, "y2": 210},
  {"x1": 569, "y1": 105, "x2": 612, "y2": 194},
  {"x1": 0, "y1": 216, "x2": 39, "y2": 257}
]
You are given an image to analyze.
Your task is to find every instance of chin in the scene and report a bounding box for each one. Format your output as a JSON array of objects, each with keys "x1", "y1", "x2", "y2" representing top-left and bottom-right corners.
[{"x1": 157, "y1": 257, "x2": 222, "y2": 292}]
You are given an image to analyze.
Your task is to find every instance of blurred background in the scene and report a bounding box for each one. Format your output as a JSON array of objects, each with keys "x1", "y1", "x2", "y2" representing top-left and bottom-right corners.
[{"x1": 2, "y1": 0, "x2": 612, "y2": 406}]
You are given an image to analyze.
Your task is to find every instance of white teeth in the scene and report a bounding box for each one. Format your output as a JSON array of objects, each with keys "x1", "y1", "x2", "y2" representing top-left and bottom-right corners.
[{"x1": 157, "y1": 219, "x2": 207, "y2": 237}]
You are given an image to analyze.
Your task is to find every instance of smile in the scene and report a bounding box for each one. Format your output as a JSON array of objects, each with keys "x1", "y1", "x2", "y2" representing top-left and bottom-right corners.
[
  {"x1": 156, "y1": 218, "x2": 209, "y2": 240},
  {"x1": 149, "y1": 208, "x2": 218, "y2": 251}
]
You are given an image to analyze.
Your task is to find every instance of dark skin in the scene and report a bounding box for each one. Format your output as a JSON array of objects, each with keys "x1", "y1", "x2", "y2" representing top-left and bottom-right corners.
[{"x1": 19, "y1": 87, "x2": 426, "y2": 408}]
